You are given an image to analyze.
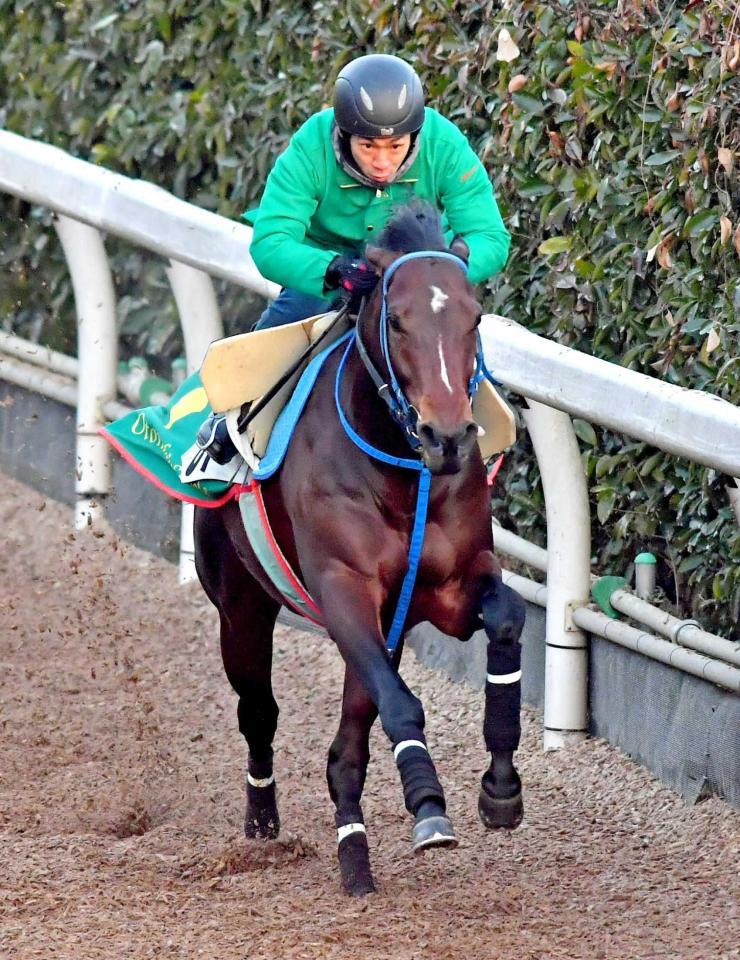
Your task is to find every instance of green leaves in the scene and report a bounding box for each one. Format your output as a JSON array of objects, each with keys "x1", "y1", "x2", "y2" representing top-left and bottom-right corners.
[
  {"x1": 684, "y1": 209, "x2": 719, "y2": 238},
  {"x1": 538, "y1": 236, "x2": 572, "y2": 255},
  {"x1": 644, "y1": 150, "x2": 681, "y2": 166}
]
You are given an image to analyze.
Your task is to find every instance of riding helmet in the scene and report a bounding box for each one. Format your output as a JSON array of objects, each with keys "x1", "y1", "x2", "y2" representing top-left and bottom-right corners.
[{"x1": 333, "y1": 54, "x2": 425, "y2": 138}]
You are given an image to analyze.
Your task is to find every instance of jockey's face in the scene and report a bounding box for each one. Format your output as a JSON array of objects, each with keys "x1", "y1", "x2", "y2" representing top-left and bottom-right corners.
[{"x1": 350, "y1": 134, "x2": 412, "y2": 184}]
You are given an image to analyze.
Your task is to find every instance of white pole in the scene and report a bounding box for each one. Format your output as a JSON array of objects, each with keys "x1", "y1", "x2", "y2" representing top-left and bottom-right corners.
[
  {"x1": 492, "y1": 521, "x2": 548, "y2": 572},
  {"x1": 522, "y1": 401, "x2": 591, "y2": 750},
  {"x1": 53, "y1": 215, "x2": 118, "y2": 530},
  {"x1": 573, "y1": 606, "x2": 740, "y2": 694},
  {"x1": 0, "y1": 330, "x2": 78, "y2": 378},
  {"x1": 609, "y1": 589, "x2": 740, "y2": 667},
  {"x1": 165, "y1": 259, "x2": 224, "y2": 584}
]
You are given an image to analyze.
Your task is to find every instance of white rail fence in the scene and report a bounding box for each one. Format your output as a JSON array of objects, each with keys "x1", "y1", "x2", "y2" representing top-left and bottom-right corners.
[{"x1": 1, "y1": 130, "x2": 738, "y2": 752}]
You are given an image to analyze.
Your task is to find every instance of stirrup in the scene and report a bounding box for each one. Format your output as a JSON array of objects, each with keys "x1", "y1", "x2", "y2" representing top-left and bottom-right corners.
[{"x1": 196, "y1": 413, "x2": 238, "y2": 465}]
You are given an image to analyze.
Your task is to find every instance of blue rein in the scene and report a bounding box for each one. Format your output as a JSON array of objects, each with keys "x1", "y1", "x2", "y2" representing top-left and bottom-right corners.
[{"x1": 334, "y1": 249, "x2": 497, "y2": 657}]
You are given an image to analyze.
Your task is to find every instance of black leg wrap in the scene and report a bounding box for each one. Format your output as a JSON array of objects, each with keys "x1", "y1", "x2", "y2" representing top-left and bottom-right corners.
[
  {"x1": 395, "y1": 744, "x2": 445, "y2": 815},
  {"x1": 483, "y1": 651, "x2": 522, "y2": 753},
  {"x1": 482, "y1": 579, "x2": 523, "y2": 754}
]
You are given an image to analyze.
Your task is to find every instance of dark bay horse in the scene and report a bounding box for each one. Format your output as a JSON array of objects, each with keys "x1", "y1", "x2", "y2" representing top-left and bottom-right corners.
[{"x1": 194, "y1": 202, "x2": 526, "y2": 896}]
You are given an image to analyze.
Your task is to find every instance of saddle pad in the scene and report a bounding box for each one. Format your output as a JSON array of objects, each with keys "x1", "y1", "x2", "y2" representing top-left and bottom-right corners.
[
  {"x1": 473, "y1": 379, "x2": 517, "y2": 458},
  {"x1": 200, "y1": 310, "x2": 345, "y2": 414},
  {"x1": 99, "y1": 371, "x2": 240, "y2": 507},
  {"x1": 237, "y1": 480, "x2": 324, "y2": 626},
  {"x1": 254, "y1": 330, "x2": 353, "y2": 479}
]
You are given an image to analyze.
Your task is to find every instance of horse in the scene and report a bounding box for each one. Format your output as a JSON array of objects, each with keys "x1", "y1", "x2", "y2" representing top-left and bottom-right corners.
[{"x1": 194, "y1": 201, "x2": 526, "y2": 897}]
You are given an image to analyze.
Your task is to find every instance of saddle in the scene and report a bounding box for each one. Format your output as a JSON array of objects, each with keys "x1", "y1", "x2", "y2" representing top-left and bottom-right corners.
[
  {"x1": 200, "y1": 310, "x2": 351, "y2": 467},
  {"x1": 199, "y1": 312, "x2": 516, "y2": 465}
]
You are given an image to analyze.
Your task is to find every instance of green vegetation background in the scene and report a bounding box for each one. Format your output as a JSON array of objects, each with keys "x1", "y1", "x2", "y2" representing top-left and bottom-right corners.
[{"x1": 1, "y1": 0, "x2": 738, "y2": 633}]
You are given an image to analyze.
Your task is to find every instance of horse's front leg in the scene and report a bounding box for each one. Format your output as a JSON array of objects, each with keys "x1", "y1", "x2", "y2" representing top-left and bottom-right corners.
[
  {"x1": 326, "y1": 665, "x2": 378, "y2": 896},
  {"x1": 320, "y1": 570, "x2": 456, "y2": 858},
  {"x1": 478, "y1": 573, "x2": 527, "y2": 829}
]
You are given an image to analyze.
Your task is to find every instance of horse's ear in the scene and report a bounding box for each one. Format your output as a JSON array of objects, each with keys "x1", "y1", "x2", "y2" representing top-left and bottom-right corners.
[
  {"x1": 449, "y1": 234, "x2": 470, "y2": 264},
  {"x1": 365, "y1": 245, "x2": 398, "y2": 276}
]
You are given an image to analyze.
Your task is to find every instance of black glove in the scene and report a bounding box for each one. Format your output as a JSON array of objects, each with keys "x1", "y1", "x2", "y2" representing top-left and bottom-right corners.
[{"x1": 324, "y1": 255, "x2": 378, "y2": 302}]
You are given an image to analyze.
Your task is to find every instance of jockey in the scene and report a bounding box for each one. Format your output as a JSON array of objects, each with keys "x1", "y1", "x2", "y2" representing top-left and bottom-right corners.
[{"x1": 197, "y1": 52, "x2": 511, "y2": 461}]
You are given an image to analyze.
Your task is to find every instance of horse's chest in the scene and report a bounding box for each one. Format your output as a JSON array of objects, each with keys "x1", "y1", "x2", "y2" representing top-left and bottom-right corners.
[{"x1": 418, "y1": 522, "x2": 459, "y2": 583}]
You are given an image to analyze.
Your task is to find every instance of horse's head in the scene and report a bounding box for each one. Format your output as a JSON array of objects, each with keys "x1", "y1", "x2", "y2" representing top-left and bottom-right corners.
[{"x1": 363, "y1": 203, "x2": 483, "y2": 475}]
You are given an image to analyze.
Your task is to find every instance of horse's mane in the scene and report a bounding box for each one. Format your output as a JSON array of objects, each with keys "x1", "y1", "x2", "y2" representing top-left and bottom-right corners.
[{"x1": 375, "y1": 200, "x2": 446, "y2": 253}]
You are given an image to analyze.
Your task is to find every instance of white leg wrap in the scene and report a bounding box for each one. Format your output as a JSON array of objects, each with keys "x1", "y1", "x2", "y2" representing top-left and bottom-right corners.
[
  {"x1": 393, "y1": 739, "x2": 428, "y2": 760},
  {"x1": 486, "y1": 670, "x2": 522, "y2": 684},
  {"x1": 337, "y1": 823, "x2": 366, "y2": 844},
  {"x1": 247, "y1": 772, "x2": 275, "y2": 788}
]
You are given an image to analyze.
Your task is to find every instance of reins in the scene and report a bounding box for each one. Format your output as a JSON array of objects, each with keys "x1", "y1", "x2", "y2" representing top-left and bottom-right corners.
[
  {"x1": 237, "y1": 300, "x2": 352, "y2": 434},
  {"x1": 335, "y1": 249, "x2": 495, "y2": 656}
]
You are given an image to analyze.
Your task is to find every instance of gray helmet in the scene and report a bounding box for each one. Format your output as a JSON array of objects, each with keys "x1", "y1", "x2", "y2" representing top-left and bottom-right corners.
[{"x1": 333, "y1": 54, "x2": 425, "y2": 138}]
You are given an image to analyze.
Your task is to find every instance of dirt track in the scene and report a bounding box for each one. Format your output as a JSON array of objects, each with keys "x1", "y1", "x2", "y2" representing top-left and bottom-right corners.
[{"x1": 0, "y1": 471, "x2": 738, "y2": 959}]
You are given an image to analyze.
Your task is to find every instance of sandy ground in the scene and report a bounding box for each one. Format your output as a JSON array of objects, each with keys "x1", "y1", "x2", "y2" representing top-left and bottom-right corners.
[{"x1": 0, "y1": 471, "x2": 738, "y2": 960}]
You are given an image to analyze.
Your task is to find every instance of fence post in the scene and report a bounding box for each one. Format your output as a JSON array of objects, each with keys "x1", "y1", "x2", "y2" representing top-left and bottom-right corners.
[
  {"x1": 54, "y1": 215, "x2": 117, "y2": 530},
  {"x1": 522, "y1": 401, "x2": 591, "y2": 749},
  {"x1": 165, "y1": 259, "x2": 225, "y2": 583}
]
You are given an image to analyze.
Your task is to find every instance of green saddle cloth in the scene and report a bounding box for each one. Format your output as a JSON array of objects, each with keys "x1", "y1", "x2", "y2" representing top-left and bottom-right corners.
[{"x1": 100, "y1": 372, "x2": 236, "y2": 506}]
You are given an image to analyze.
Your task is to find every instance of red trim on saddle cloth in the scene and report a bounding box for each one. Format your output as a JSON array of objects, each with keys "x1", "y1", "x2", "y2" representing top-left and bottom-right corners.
[
  {"x1": 100, "y1": 427, "x2": 238, "y2": 508},
  {"x1": 237, "y1": 481, "x2": 325, "y2": 627},
  {"x1": 486, "y1": 453, "x2": 505, "y2": 486}
]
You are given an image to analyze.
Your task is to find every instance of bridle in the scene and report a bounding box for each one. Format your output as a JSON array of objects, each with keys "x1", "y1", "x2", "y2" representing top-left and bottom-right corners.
[
  {"x1": 352, "y1": 250, "x2": 496, "y2": 451},
  {"x1": 333, "y1": 249, "x2": 499, "y2": 656}
]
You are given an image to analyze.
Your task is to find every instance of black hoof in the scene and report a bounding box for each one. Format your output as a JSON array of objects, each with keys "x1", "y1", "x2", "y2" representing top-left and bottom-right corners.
[
  {"x1": 478, "y1": 786, "x2": 523, "y2": 830},
  {"x1": 244, "y1": 783, "x2": 280, "y2": 839},
  {"x1": 412, "y1": 815, "x2": 458, "y2": 853},
  {"x1": 338, "y1": 832, "x2": 376, "y2": 897},
  {"x1": 244, "y1": 809, "x2": 280, "y2": 840}
]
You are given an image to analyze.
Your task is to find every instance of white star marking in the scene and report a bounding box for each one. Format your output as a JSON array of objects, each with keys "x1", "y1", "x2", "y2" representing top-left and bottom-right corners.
[{"x1": 430, "y1": 285, "x2": 448, "y2": 313}]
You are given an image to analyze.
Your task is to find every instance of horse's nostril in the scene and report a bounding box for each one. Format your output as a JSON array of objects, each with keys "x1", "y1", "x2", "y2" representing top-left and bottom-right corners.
[{"x1": 418, "y1": 422, "x2": 443, "y2": 451}]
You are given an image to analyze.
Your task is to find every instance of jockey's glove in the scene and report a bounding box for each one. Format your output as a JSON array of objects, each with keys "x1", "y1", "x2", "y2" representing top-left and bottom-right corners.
[{"x1": 324, "y1": 255, "x2": 378, "y2": 303}]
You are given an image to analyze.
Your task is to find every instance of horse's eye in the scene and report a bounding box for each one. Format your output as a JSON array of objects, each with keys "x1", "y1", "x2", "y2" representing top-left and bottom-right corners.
[{"x1": 388, "y1": 314, "x2": 402, "y2": 333}]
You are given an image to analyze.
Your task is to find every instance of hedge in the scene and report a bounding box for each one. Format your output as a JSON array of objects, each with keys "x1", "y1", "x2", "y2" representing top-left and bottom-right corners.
[{"x1": 0, "y1": 0, "x2": 738, "y2": 633}]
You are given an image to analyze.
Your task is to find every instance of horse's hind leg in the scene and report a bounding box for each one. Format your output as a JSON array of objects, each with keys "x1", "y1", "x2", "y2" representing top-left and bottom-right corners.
[
  {"x1": 194, "y1": 507, "x2": 281, "y2": 839},
  {"x1": 326, "y1": 666, "x2": 378, "y2": 896},
  {"x1": 478, "y1": 574, "x2": 526, "y2": 830}
]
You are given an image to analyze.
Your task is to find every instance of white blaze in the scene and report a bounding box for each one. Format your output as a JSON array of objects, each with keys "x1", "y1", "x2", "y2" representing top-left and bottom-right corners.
[
  {"x1": 438, "y1": 335, "x2": 453, "y2": 394},
  {"x1": 429, "y1": 285, "x2": 448, "y2": 313}
]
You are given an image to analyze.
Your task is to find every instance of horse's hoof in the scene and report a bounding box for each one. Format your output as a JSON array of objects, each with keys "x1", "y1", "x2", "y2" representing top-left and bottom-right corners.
[
  {"x1": 244, "y1": 812, "x2": 280, "y2": 840},
  {"x1": 478, "y1": 787, "x2": 523, "y2": 830},
  {"x1": 338, "y1": 831, "x2": 376, "y2": 897},
  {"x1": 412, "y1": 815, "x2": 458, "y2": 853},
  {"x1": 245, "y1": 780, "x2": 280, "y2": 839}
]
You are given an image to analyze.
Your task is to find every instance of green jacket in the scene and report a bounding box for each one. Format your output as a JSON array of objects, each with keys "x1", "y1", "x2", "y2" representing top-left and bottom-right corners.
[{"x1": 247, "y1": 108, "x2": 510, "y2": 299}]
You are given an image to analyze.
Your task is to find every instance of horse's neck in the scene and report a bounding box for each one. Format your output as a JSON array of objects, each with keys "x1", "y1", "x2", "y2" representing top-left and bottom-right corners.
[{"x1": 343, "y1": 348, "x2": 417, "y2": 462}]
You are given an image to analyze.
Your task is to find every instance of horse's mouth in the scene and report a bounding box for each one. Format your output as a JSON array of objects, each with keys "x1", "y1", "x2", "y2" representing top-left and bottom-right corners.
[
  {"x1": 421, "y1": 449, "x2": 465, "y2": 475},
  {"x1": 418, "y1": 420, "x2": 477, "y2": 475}
]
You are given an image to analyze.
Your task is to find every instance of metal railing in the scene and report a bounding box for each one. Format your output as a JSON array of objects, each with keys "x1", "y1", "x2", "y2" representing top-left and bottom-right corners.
[{"x1": 2, "y1": 129, "x2": 738, "y2": 751}]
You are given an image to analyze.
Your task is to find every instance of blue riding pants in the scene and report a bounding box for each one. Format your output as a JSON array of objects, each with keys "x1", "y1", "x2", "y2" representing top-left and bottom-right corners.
[{"x1": 254, "y1": 288, "x2": 333, "y2": 330}]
